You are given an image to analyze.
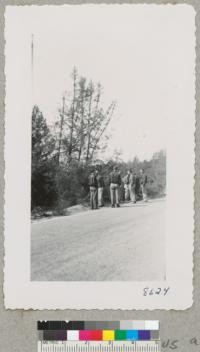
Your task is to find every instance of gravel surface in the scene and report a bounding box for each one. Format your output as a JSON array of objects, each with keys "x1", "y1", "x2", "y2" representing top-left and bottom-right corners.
[{"x1": 31, "y1": 198, "x2": 166, "y2": 281}]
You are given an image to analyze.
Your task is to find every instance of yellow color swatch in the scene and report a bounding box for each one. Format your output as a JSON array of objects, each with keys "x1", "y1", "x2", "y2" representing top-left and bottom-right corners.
[{"x1": 103, "y1": 330, "x2": 115, "y2": 341}]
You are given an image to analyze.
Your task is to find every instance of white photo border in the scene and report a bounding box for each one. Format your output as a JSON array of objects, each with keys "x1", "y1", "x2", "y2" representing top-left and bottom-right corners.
[{"x1": 4, "y1": 4, "x2": 195, "y2": 309}]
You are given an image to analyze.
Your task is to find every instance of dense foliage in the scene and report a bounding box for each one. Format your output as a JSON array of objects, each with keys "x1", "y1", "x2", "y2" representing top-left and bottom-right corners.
[{"x1": 31, "y1": 70, "x2": 166, "y2": 215}]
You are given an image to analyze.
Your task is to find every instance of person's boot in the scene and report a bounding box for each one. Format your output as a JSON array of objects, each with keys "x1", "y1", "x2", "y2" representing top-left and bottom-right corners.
[{"x1": 117, "y1": 204, "x2": 120, "y2": 207}]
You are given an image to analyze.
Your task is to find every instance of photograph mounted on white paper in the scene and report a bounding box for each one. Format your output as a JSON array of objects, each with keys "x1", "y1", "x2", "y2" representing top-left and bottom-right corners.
[{"x1": 4, "y1": 4, "x2": 195, "y2": 309}]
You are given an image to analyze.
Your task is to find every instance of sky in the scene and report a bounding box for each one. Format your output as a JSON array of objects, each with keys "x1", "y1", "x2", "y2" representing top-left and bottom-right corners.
[{"x1": 5, "y1": 4, "x2": 195, "y2": 161}]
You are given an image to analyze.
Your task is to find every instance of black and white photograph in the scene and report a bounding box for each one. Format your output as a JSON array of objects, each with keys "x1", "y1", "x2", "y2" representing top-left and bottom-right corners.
[
  {"x1": 4, "y1": 4, "x2": 195, "y2": 309},
  {"x1": 30, "y1": 6, "x2": 167, "y2": 281}
]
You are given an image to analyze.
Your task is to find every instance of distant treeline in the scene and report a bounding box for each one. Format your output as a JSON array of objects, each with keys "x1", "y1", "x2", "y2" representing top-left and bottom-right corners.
[{"x1": 31, "y1": 68, "x2": 166, "y2": 215}]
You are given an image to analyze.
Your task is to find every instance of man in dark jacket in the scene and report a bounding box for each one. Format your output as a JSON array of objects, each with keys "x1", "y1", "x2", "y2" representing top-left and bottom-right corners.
[
  {"x1": 139, "y1": 168, "x2": 148, "y2": 202},
  {"x1": 109, "y1": 165, "x2": 122, "y2": 208},
  {"x1": 95, "y1": 170, "x2": 105, "y2": 207},
  {"x1": 135, "y1": 173, "x2": 141, "y2": 200},
  {"x1": 88, "y1": 170, "x2": 98, "y2": 209}
]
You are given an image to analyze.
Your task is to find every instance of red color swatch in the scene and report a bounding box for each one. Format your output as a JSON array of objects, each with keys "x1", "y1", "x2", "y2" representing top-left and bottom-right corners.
[{"x1": 79, "y1": 330, "x2": 102, "y2": 340}]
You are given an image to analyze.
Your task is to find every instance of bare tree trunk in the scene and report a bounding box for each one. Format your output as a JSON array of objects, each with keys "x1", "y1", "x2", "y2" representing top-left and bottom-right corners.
[
  {"x1": 57, "y1": 96, "x2": 65, "y2": 165},
  {"x1": 90, "y1": 101, "x2": 116, "y2": 160},
  {"x1": 94, "y1": 83, "x2": 101, "y2": 116},
  {"x1": 85, "y1": 81, "x2": 94, "y2": 163},
  {"x1": 77, "y1": 78, "x2": 87, "y2": 163},
  {"x1": 68, "y1": 68, "x2": 77, "y2": 164},
  {"x1": 78, "y1": 93, "x2": 85, "y2": 163}
]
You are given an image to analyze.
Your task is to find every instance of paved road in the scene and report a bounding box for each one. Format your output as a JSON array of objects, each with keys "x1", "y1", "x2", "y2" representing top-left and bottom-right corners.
[{"x1": 31, "y1": 198, "x2": 166, "y2": 281}]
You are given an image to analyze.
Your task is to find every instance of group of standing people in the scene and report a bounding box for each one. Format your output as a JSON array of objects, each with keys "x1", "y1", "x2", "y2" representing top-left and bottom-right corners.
[
  {"x1": 123, "y1": 168, "x2": 147, "y2": 203},
  {"x1": 88, "y1": 166, "x2": 148, "y2": 210}
]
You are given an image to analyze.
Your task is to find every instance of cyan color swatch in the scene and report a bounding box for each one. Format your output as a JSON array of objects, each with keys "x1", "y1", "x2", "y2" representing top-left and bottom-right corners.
[{"x1": 126, "y1": 330, "x2": 138, "y2": 340}]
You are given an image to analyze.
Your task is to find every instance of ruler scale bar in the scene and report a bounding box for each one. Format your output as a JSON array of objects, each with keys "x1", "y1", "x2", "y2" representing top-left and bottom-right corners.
[
  {"x1": 38, "y1": 321, "x2": 160, "y2": 352},
  {"x1": 38, "y1": 341, "x2": 160, "y2": 352}
]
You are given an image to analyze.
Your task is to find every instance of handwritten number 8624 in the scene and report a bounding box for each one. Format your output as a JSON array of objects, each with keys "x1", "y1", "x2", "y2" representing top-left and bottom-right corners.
[{"x1": 143, "y1": 287, "x2": 170, "y2": 296}]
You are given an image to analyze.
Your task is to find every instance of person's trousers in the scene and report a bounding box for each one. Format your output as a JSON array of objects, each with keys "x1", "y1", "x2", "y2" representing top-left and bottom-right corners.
[
  {"x1": 110, "y1": 183, "x2": 119, "y2": 205},
  {"x1": 98, "y1": 187, "x2": 104, "y2": 206},
  {"x1": 129, "y1": 185, "x2": 136, "y2": 202},
  {"x1": 124, "y1": 184, "x2": 130, "y2": 201},
  {"x1": 90, "y1": 187, "x2": 98, "y2": 209},
  {"x1": 141, "y1": 184, "x2": 147, "y2": 201}
]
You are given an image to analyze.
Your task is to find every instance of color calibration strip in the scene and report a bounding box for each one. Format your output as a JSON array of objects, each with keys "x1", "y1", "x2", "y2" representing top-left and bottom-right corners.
[
  {"x1": 38, "y1": 321, "x2": 160, "y2": 352},
  {"x1": 38, "y1": 321, "x2": 159, "y2": 341}
]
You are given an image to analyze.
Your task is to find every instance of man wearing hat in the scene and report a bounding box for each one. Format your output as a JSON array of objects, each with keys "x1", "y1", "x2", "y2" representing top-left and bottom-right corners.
[
  {"x1": 129, "y1": 170, "x2": 137, "y2": 203},
  {"x1": 109, "y1": 165, "x2": 122, "y2": 208},
  {"x1": 88, "y1": 169, "x2": 98, "y2": 209},
  {"x1": 124, "y1": 169, "x2": 131, "y2": 201}
]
